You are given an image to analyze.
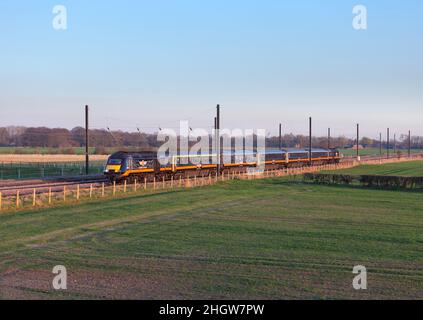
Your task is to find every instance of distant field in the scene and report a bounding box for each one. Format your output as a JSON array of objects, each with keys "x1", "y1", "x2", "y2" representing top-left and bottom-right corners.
[
  {"x1": 0, "y1": 154, "x2": 108, "y2": 179},
  {"x1": 324, "y1": 160, "x2": 423, "y2": 177},
  {"x1": 0, "y1": 154, "x2": 108, "y2": 164},
  {"x1": 340, "y1": 148, "x2": 421, "y2": 157},
  {"x1": 0, "y1": 178, "x2": 422, "y2": 299},
  {"x1": 0, "y1": 161, "x2": 106, "y2": 179},
  {"x1": 0, "y1": 147, "x2": 96, "y2": 155}
]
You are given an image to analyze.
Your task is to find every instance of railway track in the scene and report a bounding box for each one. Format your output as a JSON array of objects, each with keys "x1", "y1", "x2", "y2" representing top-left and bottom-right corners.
[
  {"x1": 0, "y1": 176, "x2": 108, "y2": 196},
  {"x1": 1, "y1": 154, "x2": 422, "y2": 197}
]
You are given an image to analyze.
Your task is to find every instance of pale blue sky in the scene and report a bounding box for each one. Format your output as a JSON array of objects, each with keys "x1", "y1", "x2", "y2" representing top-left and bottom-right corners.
[{"x1": 0, "y1": 0, "x2": 422, "y2": 138}]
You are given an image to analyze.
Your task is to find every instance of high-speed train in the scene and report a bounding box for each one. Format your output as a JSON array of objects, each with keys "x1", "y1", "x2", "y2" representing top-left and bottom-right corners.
[{"x1": 104, "y1": 148, "x2": 341, "y2": 182}]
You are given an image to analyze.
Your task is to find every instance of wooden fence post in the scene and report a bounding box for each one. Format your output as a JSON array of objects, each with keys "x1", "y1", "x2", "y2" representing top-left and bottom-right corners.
[
  {"x1": 102, "y1": 182, "x2": 105, "y2": 197},
  {"x1": 16, "y1": 190, "x2": 20, "y2": 209},
  {"x1": 63, "y1": 187, "x2": 66, "y2": 202},
  {"x1": 90, "y1": 184, "x2": 93, "y2": 198},
  {"x1": 144, "y1": 177, "x2": 147, "y2": 190},
  {"x1": 134, "y1": 179, "x2": 137, "y2": 192},
  {"x1": 33, "y1": 189, "x2": 36, "y2": 207},
  {"x1": 48, "y1": 188, "x2": 52, "y2": 204},
  {"x1": 124, "y1": 180, "x2": 127, "y2": 193},
  {"x1": 0, "y1": 192, "x2": 2, "y2": 211},
  {"x1": 113, "y1": 181, "x2": 116, "y2": 196},
  {"x1": 76, "y1": 184, "x2": 80, "y2": 201}
]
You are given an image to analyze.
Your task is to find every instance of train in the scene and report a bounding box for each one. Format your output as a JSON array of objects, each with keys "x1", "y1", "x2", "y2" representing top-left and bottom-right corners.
[{"x1": 103, "y1": 148, "x2": 342, "y2": 182}]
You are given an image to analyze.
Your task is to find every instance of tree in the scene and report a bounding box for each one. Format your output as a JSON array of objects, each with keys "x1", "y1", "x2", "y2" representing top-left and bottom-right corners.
[
  {"x1": 0, "y1": 128, "x2": 10, "y2": 146},
  {"x1": 21, "y1": 127, "x2": 50, "y2": 147},
  {"x1": 70, "y1": 127, "x2": 85, "y2": 147}
]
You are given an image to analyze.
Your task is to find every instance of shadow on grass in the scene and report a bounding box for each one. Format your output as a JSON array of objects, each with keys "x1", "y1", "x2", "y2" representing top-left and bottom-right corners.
[
  {"x1": 300, "y1": 181, "x2": 423, "y2": 194},
  {"x1": 258, "y1": 176, "x2": 423, "y2": 194}
]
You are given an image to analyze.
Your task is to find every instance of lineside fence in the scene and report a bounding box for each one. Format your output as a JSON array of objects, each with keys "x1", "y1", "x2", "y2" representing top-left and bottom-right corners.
[
  {"x1": 0, "y1": 161, "x2": 105, "y2": 180},
  {"x1": 0, "y1": 156, "x2": 421, "y2": 213}
]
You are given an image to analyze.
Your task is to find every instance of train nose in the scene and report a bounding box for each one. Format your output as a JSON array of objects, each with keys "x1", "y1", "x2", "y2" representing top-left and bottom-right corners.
[{"x1": 105, "y1": 165, "x2": 121, "y2": 173}]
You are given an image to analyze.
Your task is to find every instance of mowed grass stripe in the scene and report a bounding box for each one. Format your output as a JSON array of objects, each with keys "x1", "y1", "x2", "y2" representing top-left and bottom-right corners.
[
  {"x1": 324, "y1": 160, "x2": 423, "y2": 176},
  {"x1": 0, "y1": 189, "x2": 254, "y2": 249}
]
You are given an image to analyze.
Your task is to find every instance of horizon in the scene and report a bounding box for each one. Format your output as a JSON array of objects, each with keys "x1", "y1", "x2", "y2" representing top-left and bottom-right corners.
[{"x1": 0, "y1": 124, "x2": 417, "y2": 143}]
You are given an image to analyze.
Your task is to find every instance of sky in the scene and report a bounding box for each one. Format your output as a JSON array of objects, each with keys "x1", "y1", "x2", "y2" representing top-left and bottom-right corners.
[{"x1": 0, "y1": 0, "x2": 422, "y2": 138}]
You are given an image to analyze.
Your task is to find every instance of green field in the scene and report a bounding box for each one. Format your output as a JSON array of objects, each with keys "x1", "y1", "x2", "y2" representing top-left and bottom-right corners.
[
  {"x1": 325, "y1": 160, "x2": 423, "y2": 177},
  {"x1": 340, "y1": 148, "x2": 421, "y2": 157},
  {"x1": 1, "y1": 177, "x2": 422, "y2": 299},
  {"x1": 0, "y1": 162, "x2": 105, "y2": 179}
]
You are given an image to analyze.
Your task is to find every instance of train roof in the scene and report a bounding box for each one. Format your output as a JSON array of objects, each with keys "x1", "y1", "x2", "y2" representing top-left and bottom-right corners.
[
  {"x1": 109, "y1": 151, "x2": 157, "y2": 159},
  {"x1": 228, "y1": 148, "x2": 333, "y2": 155},
  {"x1": 286, "y1": 148, "x2": 332, "y2": 154},
  {"x1": 109, "y1": 148, "x2": 337, "y2": 159}
]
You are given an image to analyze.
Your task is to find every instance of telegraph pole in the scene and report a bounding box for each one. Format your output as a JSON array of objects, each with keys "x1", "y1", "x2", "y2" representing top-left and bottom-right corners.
[
  {"x1": 212, "y1": 117, "x2": 216, "y2": 160},
  {"x1": 379, "y1": 133, "x2": 382, "y2": 159},
  {"x1": 356, "y1": 124, "x2": 359, "y2": 160},
  {"x1": 308, "y1": 117, "x2": 312, "y2": 165},
  {"x1": 328, "y1": 128, "x2": 331, "y2": 150},
  {"x1": 214, "y1": 116, "x2": 217, "y2": 155},
  {"x1": 85, "y1": 105, "x2": 89, "y2": 175},
  {"x1": 279, "y1": 123, "x2": 282, "y2": 150},
  {"x1": 408, "y1": 130, "x2": 411, "y2": 158},
  {"x1": 394, "y1": 133, "x2": 396, "y2": 155},
  {"x1": 387, "y1": 128, "x2": 390, "y2": 159},
  {"x1": 216, "y1": 105, "x2": 221, "y2": 174}
]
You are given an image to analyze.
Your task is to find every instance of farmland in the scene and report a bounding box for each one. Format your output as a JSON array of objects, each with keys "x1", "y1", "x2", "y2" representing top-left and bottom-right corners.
[
  {"x1": 0, "y1": 154, "x2": 108, "y2": 180},
  {"x1": 0, "y1": 161, "x2": 106, "y2": 180},
  {"x1": 324, "y1": 160, "x2": 423, "y2": 176},
  {"x1": 0, "y1": 154, "x2": 108, "y2": 163},
  {"x1": 340, "y1": 148, "x2": 421, "y2": 157},
  {"x1": 0, "y1": 147, "x2": 97, "y2": 155},
  {"x1": 0, "y1": 177, "x2": 422, "y2": 299}
]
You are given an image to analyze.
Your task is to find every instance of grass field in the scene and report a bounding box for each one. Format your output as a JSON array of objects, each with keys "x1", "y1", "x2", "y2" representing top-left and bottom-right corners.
[
  {"x1": 0, "y1": 177, "x2": 422, "y2": 299},
  {"x1": 340, "y1": 148, "x2": 421, "y2": 157},
  {"x1": 0, "y1": 161, "x2": 106, "y2": 179},
  {"x1": 324, "y1": 160, "x2": 423, "y2": 177}
]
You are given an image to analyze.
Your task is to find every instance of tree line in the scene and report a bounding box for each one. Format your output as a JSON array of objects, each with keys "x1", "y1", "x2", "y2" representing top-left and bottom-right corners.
[
  {"x1": 0, "y1": 126, "x2": 159, "y2": 151},
  {"x1": 0, "y1": 126, "x2": 422, "y2": 153}
]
